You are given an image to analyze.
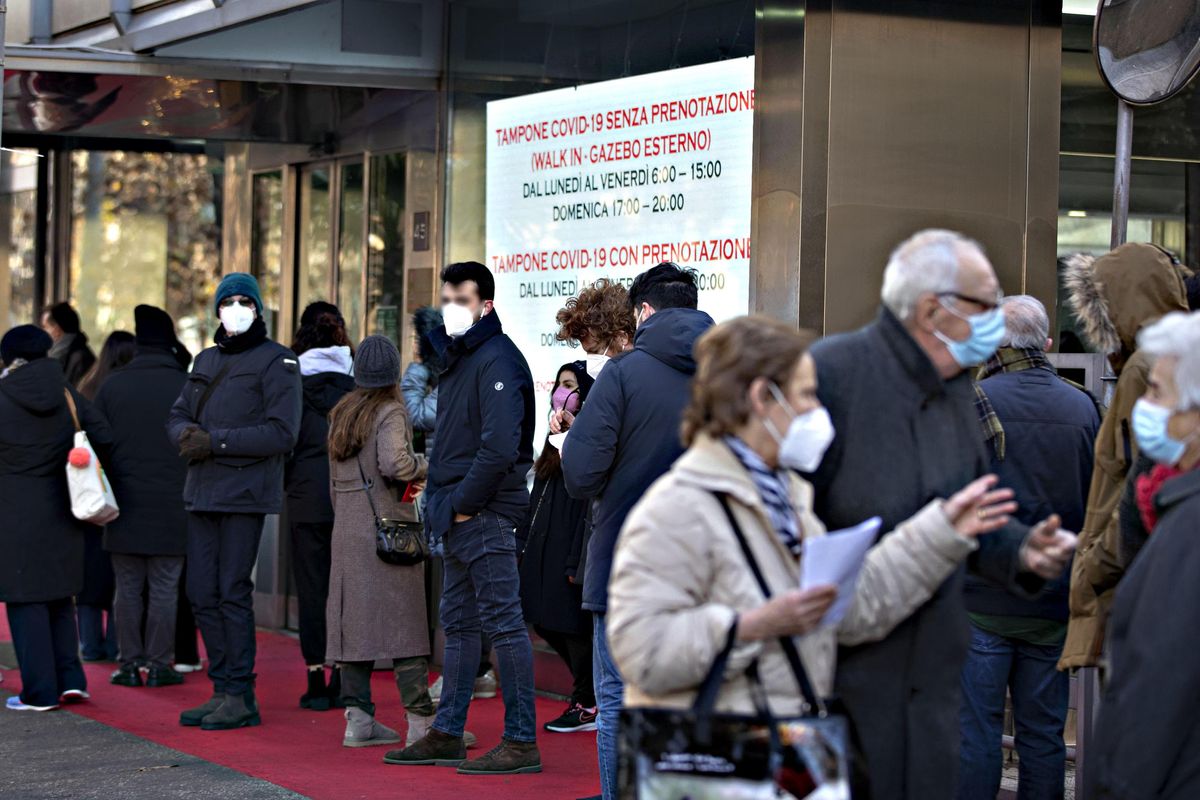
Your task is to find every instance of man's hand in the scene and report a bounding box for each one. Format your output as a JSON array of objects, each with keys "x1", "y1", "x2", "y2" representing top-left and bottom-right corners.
[
  {"x1": 1019, "y1": 514, "x2": 1078, "y2": 580},
  {"x1": 454, "y1": 513, "x2": 473, "y2": 523},
  {"x1": 549, "y1": 408, "x2": 575, "y2": 434},
  {"x1": 179, "y1": 426, "x2": 213, "y2": 461}
]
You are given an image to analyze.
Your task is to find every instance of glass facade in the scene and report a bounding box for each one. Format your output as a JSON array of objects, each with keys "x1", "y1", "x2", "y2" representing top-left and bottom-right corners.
[
  {"x1": 367, "y1": 152, "x2": 406, "y2": 344},
  {"x1": 251, "y1": 170, "x2": 285, "y2": 340},
  {"x1": 0, "y1": 149, "x2": 39, "y2": 331},
  {"x1": 68, "y1": 150, "x2": 222, "y2": 357}
]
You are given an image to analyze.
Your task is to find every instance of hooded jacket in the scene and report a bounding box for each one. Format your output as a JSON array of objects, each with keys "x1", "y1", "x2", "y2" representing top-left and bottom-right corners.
[
  {"x1": 285, "y1": 346, "x2": 356, "y2": 525},
  {"x1": 425, "y1": 310, "x2": 535, "y2": 537},
  {"x1": 561, "y1": 306, "x2": 715, "y2": 613},
  {"x1": 0, "y1": 358, "x2": 114, "y2": 602},
  {"x1": 1059, "y1": 243, "x2": 1190, "y2": 669}
]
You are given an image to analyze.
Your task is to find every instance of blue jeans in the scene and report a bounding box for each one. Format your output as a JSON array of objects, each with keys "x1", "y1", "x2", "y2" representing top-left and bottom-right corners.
[
  {"x1": 593, "y1": 613, "x2": 624, "y2": 800},
  {"x1": 433, "y1": 511, "x2": 537, "y2": 743},
  {"x1": 957, "y1": 624, "x2": 1069, "y2": 800}
]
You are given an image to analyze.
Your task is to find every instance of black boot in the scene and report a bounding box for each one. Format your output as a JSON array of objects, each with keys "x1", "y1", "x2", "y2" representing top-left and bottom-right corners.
[
  {"x1": 201, "y1": 690, "x2": 261, "y2": 731},
  {"x1": 300, "y1": 668, "x2": 330, "y2": 711},
  {"x1": 327, "y1": 667, "x2": 346, "y2": 709}
]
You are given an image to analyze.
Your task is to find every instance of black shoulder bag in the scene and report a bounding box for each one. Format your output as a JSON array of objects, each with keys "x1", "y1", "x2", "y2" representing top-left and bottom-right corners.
[
  {"x1": 616, "y1": 493, "x2": 851, "y2": 800},
  {"x1": 356, "y1": 453, "x2": 429, "y2": 566}
]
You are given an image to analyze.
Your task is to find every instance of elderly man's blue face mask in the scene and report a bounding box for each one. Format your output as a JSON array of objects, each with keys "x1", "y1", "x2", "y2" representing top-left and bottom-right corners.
[{"x1": 933, "y1": 298, "x2": 1006, "y2": 368}]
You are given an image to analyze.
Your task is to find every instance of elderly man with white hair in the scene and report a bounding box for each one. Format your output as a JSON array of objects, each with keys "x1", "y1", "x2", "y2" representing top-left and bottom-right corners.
[
  {"x1": 1086, "y1": 311, "x2": 1200, "y2": 800},
  {"x1": 959, "y1": 296, "x2": 1101, "y2": 800},
  {"x1": 807, "y1": 231, "x2": 1079, "y2": 800}
]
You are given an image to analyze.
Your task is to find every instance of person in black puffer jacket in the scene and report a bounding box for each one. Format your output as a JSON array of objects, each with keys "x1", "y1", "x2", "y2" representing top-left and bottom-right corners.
[
  {"x1": 284, "y1": 301, "x2": 355, "y2": 712},
  {"x1": 0, "y1": 325, "x2": 114, "y2": 712},
  {"x1": 166, "y1": 273, "x2": 302, "y2": 732},
  {"x1": 95, "y1": 306, "x2": 193, "y2": 691}
]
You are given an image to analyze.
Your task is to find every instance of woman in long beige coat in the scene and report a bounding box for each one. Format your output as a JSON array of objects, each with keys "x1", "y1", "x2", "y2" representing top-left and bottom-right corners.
[
  {"x1": 608, "y1": 316, "x2": 1017, "y2": 723},
  {"x1": 326, "y1": 335, "x2": 431, "y2": 749}
]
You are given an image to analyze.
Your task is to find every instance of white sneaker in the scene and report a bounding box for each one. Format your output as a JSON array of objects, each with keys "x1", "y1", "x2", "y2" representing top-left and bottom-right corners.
[
  {"x1": 58, "y1": 689, "x2": 90, "y2": 704},
  {"x1": 473, "y1": 670, "x2": 498, "y2": 699},
  {"x1": 173, "y1": 663, "x2": 204, "y2": 674},
  {"x1": 7, "y1": 696, "x2": 58, "y2": 712}
]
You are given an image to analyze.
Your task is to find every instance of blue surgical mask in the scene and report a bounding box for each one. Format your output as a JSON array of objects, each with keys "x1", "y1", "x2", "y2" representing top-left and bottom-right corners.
[
  {"x1": 934, "y1": 301, "x2": 1006, "y2": 368},
  {"x1": 1133, "y1": 398, "x2": 1188, "y2": 466}
]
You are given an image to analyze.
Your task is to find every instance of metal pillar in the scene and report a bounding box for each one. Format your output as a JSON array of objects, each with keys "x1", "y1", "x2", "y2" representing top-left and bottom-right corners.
[{"x1": 1110, "y1": 99, "x2": 1134, "y2": 250}]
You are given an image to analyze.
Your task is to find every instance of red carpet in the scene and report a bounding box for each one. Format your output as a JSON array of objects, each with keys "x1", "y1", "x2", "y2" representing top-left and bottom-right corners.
[{"x1": 0, "y1": 606, "x2": 600, "y2": 799}]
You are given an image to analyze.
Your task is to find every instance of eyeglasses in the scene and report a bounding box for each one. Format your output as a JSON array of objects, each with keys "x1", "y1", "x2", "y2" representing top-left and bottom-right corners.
[
  {"x1": 219, "y1": 297, "x2": 256, "y2": 309},
  {"x1": 938, "y1": 291, "x2": 1003, "y2": 313}
]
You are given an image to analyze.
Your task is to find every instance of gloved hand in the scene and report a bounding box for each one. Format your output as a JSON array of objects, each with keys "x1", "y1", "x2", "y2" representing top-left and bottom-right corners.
[{"x1": 179, "y1": 426, "x2": 213, "y2": 461}]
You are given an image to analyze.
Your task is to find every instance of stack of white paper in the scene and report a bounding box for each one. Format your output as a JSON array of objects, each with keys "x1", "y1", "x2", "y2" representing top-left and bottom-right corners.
[{"x1": 799, "y1": 517, "x2": 883, "y2": 627}]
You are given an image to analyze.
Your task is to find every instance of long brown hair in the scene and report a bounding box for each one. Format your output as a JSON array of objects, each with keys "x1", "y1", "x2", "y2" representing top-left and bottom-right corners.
[
  {"x1": 327, "y1": 384, "x2": 403, "y2": 461},
  {"x1": 681, "y1": 316, "x2": 814, "y2": 447},
  {"x1": 79, "y1": 330, "x2": 136, "y2": 400}
]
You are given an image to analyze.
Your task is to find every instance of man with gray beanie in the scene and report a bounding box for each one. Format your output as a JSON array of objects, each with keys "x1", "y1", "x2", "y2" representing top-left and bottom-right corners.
[{"x1": 167, "y1": 273, "x2": 302, "y2": 731}]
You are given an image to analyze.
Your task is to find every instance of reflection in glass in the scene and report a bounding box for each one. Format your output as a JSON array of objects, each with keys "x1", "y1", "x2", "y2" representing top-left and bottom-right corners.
[
  {"x1": 1095, "y1": 0, "x2": 1200, "y2": 105},
  {"x1": 338, "y1": 162, "x2": 366, "y2": 344},
  {"x1": 0, "y1": 149, "x2": 39, "y2": 331},
  {"x1": 368, "y1": 153, "x2": 406, "y2": 345},
  {"x1": 251, "y1": 171, "x2": 284, "y2": 339},
  {"x1": 300, "y1": 165, "x2": 332, "y2": 311},
  {"x1": 69, "y1": 150, "x2": 221, "y2": 357}
]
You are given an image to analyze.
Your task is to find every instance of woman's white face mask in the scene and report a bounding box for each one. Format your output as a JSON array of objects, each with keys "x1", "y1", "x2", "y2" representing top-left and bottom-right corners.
[{"x1": 762, "y1": 382, "x2": 836, "y2": 472}]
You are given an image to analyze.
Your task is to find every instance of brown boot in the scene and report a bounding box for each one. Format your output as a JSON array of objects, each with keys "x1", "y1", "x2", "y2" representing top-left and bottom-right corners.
[
  {"x1": 456, "y1": 738, "x2": 542, "y2": 775},
  {"x1": 382, "y1": 728, "x2": 467, "y2": 767}
]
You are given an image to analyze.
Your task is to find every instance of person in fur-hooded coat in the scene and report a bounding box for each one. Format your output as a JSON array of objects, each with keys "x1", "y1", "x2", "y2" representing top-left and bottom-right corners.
[{"x1": 1058, "y1": 243, "x2": 1190, "y2": 669}]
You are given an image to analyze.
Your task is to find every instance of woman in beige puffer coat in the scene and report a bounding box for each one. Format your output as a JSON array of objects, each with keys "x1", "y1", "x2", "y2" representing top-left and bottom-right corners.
[{"x1": 607, "y1": 316, "x2": 1018, "y2": 719}]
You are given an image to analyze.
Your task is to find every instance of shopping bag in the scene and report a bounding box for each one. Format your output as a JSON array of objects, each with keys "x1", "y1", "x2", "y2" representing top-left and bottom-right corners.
[{"x1": 63, "y1": 390, "x2": 119, "y2": 524}]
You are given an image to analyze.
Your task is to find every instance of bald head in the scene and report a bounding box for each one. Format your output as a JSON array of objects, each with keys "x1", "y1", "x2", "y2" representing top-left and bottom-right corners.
[{"x1": 1001, "y1": 296, "x2": 1050, "y2": 350}]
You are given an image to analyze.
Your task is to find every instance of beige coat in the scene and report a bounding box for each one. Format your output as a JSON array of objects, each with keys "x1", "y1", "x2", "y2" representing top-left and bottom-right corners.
[
  {"x1": 607, "y1": 434, "x2": 977, "y2": 716},
  {"x1": 326, "y1": 401, "x2": 429, "y2": 663}
]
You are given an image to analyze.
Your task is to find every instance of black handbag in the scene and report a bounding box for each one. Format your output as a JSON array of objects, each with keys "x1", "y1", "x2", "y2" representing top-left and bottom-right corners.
[
  {"x1": 356, "y1": 453, "x2": 429, "y2": 567},
  {"x1": 617, "y1": 494, "x2": 852, "y2": 800}
]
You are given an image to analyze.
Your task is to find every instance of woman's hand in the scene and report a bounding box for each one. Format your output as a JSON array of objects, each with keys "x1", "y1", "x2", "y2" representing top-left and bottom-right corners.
[
  {"x1": 943, "y1": 475, "x2": 1018, "y2": 538},
  {"x1": 736, "y1": 585, "x2": 838, "y2": 643},
  {"x1": 549, "y1": 408, "x2": 575, "y2": 434}
]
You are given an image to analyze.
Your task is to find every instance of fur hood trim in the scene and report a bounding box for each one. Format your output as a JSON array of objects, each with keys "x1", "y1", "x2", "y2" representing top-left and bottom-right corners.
[{"x1": 1063, "y1": 252, "x2": 1120, "y2": 354}]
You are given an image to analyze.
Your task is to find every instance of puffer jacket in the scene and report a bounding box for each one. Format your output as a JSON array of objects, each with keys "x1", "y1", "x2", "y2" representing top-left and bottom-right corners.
[
  {"x1": 1059, "y1": 244, "x2": 1190, "y2": 668},
  {"x1": 607, "y1": 434, "x2": 977, "y2": 716}
]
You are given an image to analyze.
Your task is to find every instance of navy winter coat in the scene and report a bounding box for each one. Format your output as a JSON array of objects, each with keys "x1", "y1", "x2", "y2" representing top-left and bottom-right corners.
[
  {"x1": 966, "y1": 364, "x2": 1100, "y2": 621},
  {"x1": 0, "y1": 358, "x2": 114, "y2": 602},
  {"x1": 425, "y1": 310, "x2": 535, "y2": 537},
  {"x1": 561, "y1": 307, "x2": 714, "y2": 613},
  {"x1": 166, "y1": 324, "x2": 302, "y2": 514},
  {"x1": 94, "y1": 349, "x2": 190, "y2": 556}
]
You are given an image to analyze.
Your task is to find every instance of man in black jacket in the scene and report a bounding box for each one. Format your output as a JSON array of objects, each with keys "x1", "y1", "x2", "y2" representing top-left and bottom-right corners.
[
  {"x1": 958, "y1": 297, "x2": 1100, "y2": 800},
  {"x1": 97, "y1": 306, "x2": 194, "y2": 691},
  {"x1": 808, "y1": 230, "x2": 1077, "y2": 799},
  {"x1": 166, "y1": 273, "x2": 301, "y2": 731},
  {"x1": 560, "y1": 263, "x2": 714, "y2": 800},
  {"x1": 387, "y1": 262, "x2": 539, "y2": 775}
]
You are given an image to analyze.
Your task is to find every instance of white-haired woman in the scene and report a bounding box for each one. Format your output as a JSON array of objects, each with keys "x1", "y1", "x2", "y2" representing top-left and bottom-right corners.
[{"x1": 1086, "y1": 311, "x2": 1200, "y2": 800}]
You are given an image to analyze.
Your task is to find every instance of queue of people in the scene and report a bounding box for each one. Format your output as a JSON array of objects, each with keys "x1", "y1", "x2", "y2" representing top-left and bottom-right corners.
[{"x1": 1, "y1": 229, "x2": 1198, "y2": 800}]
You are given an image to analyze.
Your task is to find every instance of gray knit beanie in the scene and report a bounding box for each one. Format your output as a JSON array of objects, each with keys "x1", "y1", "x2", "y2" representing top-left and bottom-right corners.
[{"x1": 354, "y1": 335, "x2": 401, "y2": 389}]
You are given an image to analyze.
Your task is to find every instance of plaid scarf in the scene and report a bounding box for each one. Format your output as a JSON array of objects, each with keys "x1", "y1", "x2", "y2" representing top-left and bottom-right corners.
[
  {"x1": 973, "y1": 348, "x2": 1066, "y2": 463},
  {"x1": 725, "y1": 436, "x2": 802, "y2": 556}
]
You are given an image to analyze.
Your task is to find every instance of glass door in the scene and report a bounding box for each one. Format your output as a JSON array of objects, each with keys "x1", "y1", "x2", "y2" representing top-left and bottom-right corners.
[
  {"x1": 251, "y1": 170, "x2": 285, "y2": 340},
  {"x1": 336, "y1": 160, "x2": 365, "y2": 344},
  {"x1": 298, "y1": 163, "x2": 334, "y2": 314}
]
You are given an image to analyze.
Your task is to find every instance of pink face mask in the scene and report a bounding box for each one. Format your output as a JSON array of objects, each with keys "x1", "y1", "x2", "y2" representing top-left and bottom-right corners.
[{"x1": 552, "y1": 386, "x2": 581, "y2": 414}]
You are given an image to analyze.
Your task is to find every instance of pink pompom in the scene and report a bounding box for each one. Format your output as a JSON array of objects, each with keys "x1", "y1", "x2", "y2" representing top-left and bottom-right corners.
[{"x1": 68, "y1": 447, "x2": 91, "y2": 468}]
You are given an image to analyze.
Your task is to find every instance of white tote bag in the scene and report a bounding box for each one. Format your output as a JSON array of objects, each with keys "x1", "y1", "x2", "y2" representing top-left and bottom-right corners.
[{"x1": 64, "y1": 389, "x2": 120, "y2": 525}]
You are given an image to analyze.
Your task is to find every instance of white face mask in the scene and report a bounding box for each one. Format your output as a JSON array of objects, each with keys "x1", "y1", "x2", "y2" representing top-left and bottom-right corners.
[
  {"x1": 764, "y1": 383, "x2": 836, "y2": 472},
  {"x1": 585, "y1": 352, "x2": 610, "y2": 379},
  {"x1": 219, "y1": 304, "x2": 256, "y2": 336},
  {"x1": 443, "y1": 303, "x2": 476, "y2": 338}
]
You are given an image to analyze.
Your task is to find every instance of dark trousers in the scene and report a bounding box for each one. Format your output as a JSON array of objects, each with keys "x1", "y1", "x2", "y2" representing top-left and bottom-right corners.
[
  {"x1": 78, "y1": 528, "x2": 117, "y2": 660},
  {"x1": 536, "y1": 625, "x2": 595, "y2": 707},
  {"x1": 112, "y1": 554, "x2": 183, "y2": 670},
  {"x1": 175, "y1": 566, "x2": 200, "y2": 665},
  {"x1": 6, "y1": 598, "x2": 87, "y2": 707},
  {"x1": 339, "y1": 657, "x2": 434, "y2": 717},
  {"x1": 288, "y1": 520, "x2": 332, "y2": 667},
  {"x1": 186, "y1": 512, "x2": 264, "y2": 696},
  {"x1": 435, "y1": 511, "x2": 537, "y2": 743},
  {"x1": 957, "y1": 625, "x2": 1069, "y2": 800}
]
